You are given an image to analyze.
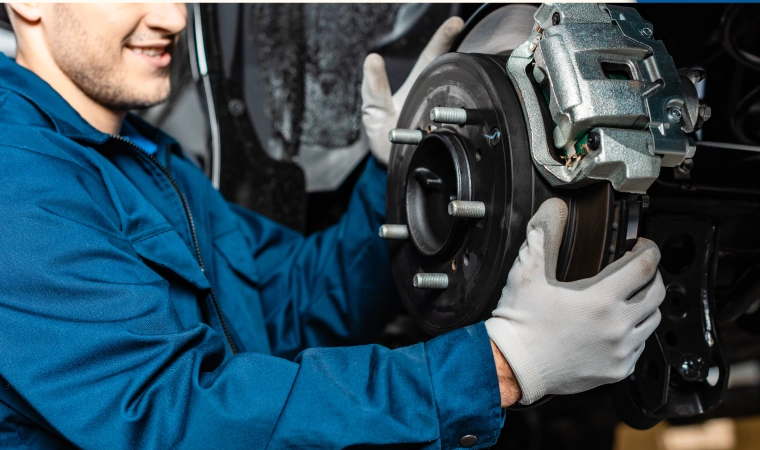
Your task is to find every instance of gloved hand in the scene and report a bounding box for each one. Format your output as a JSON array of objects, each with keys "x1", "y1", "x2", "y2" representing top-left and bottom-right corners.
[
  {"x1": 361, "y1": 16, "x2": 464, "y2": 166},
  {"x1": 485, "y1": 198, "x2": 665, "y2": 405}
]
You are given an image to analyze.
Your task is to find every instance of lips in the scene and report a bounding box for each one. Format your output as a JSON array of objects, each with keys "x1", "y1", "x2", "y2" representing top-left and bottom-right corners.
[{"x1": 126, "y1": 44, "x2": 172, "y2": 69}]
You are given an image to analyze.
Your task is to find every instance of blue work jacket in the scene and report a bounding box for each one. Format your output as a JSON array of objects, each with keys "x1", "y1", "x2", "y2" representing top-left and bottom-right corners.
[{"x1": 0, "y1": 54, "x2": 503, "y2": 449}]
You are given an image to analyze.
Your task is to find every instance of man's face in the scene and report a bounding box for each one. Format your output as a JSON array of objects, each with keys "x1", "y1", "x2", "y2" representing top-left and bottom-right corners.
[{"x1": 44, "y1": 3, "x2": 187, "y2": 111}]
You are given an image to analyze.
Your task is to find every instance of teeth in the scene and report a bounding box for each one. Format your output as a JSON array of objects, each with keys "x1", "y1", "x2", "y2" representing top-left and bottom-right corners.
[{"x1": 132, "y1": 47, "x2": 164, "y2": 57}]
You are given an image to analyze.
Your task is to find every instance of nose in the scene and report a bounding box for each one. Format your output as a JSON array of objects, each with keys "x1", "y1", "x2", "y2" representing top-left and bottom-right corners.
[{"x1": 143, "y1": 3, "x2": 187, "y2": 36}]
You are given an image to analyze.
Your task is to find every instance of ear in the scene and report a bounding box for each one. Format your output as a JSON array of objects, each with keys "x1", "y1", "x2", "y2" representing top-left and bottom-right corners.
[{"x1": 7, "y1": 3, "x2": 42, "y2": 23}]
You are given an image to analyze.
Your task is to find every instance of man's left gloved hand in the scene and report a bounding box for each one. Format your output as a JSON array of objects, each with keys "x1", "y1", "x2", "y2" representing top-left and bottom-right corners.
[{"x1": 361, "y1": 16, "x2": 463, "y2": 166}]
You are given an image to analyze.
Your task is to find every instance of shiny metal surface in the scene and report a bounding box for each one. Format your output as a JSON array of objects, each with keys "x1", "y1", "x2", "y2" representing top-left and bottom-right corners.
[
  {"x1": 456, "y1": 5, "x2": 537, "y2": 56},
  {"x1": 388, "y1": 129, "x2": 424, "y2": 145},
  {"x1": 412, "y1": 273, "x2": 449, "y2": 289},
  {"x1": 506, "y1": 3, "x2": 706, "y2": 193},
  {"x1": 430, "y1": 107, "x2": 468, "y2": 125},
  {"x1": 378, "y1": 224, "x2": 409, "y2": 240},
  {"x1": 448, "y1": 200, "x2": 486, "y2": 219}
]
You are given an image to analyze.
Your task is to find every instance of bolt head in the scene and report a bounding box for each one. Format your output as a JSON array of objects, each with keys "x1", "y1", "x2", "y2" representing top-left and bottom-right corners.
[
  {"x1": 667, "y1": 107, "x2": 683, "y2": 123},
  {"x1": 679, "y1": 354, "x2": 705, "y2": 382},
  {"x1": 552, "y1": 12, "x2": 560, "y2": 26},
  {"x1": 228, "y1": 99, "x2": 246, "y2": 117},
  {"x1": 586, "y1": 132, "x2": 600, "y2": 150},
  {"x1": 641, "y1": 27, "x2": 653, "y2": 38},
  {"x1": 701, "y1": 103, "x2": 712, "y2": 122}
]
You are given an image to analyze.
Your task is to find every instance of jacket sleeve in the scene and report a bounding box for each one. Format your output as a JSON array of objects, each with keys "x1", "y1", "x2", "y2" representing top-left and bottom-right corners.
[
  {"x1": 229, "y1": 156, "x2": 401, "y2": 359},
  {"x1": 0, "y1": 147, "x2": 504, "y2": 449}
]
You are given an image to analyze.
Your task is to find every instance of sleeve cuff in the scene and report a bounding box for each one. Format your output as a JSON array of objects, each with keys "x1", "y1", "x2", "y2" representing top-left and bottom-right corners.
[
  {"x1": 424, "y1": 322, "x2": 505, "y2": 449},
  {"x1": 485, "y1": 317, "x2": 546, "y2": 405}
]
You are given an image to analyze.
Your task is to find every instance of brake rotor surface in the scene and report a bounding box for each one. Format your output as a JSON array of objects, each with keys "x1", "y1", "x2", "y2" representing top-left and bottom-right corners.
[{"x1": 385, "y1": 50, "x2": 616, "y2": 335}]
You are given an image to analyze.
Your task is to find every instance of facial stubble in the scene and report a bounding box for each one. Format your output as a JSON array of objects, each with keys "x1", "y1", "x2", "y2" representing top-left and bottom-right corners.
[{"x1": 49, "y1": 4, "x2": 171, "y2": 112}]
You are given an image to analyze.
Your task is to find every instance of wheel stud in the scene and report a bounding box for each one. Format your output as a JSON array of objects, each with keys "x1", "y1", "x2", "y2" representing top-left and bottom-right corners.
[{"x1": 413, "y1": 273, "x2": 448, "y2": 289}]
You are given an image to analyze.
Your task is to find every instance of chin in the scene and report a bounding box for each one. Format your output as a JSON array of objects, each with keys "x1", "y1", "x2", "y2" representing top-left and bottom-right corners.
[{"x1": 128, "y1": 80, "x2": 171, "y2": 108}]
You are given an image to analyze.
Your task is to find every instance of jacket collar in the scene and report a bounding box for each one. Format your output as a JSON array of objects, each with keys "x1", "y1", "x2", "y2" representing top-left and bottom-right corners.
[{"x1": 0, "y1": 54, "x2": 180, "y2": 151}]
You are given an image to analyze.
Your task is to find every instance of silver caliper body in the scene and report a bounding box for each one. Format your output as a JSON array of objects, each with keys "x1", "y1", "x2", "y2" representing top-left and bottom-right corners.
[{"x1": 507, "y1": 3, "x2": 707, "y2": 193}]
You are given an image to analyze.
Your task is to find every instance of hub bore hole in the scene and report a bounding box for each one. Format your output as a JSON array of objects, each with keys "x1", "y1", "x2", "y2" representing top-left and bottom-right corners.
[{"x1": 661, "y1": 233, "x2": 696, "y2": 275}]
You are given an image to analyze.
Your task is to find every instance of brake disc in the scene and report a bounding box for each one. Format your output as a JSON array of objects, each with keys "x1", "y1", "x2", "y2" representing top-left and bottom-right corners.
[{"x1": 384, "y1": 52, "x2": 618, "y2": 335}]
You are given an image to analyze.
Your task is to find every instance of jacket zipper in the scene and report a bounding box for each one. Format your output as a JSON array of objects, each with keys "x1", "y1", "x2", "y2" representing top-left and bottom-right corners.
[{"x1": 111, "y1": 135, "x2": 239, "y2": 355}]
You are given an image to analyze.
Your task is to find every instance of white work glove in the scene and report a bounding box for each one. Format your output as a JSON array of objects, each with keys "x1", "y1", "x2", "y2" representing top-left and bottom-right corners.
[
  {"x1": 361, "y1": 17, "x2": 464, "y2": 166},
  {"x1": 486, "y1": 198, "x2": 665, "y2": 405}
]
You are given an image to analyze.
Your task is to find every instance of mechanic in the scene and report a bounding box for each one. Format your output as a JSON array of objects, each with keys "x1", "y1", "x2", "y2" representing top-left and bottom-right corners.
[{"x1": 0, "y1": 4, "x2": 665, "y2": 449}]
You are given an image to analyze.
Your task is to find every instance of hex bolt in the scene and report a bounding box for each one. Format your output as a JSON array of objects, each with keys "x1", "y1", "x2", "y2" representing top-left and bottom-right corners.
[
  {"x1": 448, "y1": 201, "x2": 486, "y2": 219},
  {"x1": 413, "y1": 273, "x2": 449, "y2": 289},
  {"x1": 700, "y1": 102, "x2": 712, "y2": 122},
  {"x1": 430, "y1": 107, "x2": 468, "y2": 125},
  {"x1": 552, "y1": 12, "x2": 560, "y2": 26},
  {"x1": 378, "y1": 224, "x2": 409, "y2": 240},
  {"x1": 586, "y1": 132, "x2": 601, "y2": 151},
  {"x1": 388, "y1": 129, "x2": 424, "y2": 145},
  {"x1": 679, "y1": 354, "x2": 705, "y2": 382},
  {"x1": 641, "y1": 27, "x2": 653, "y2": 38}
]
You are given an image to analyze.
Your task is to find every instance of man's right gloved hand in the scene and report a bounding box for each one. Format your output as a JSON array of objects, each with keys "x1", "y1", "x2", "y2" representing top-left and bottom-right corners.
[{"x1": 486, "y1": 198, "x2": 665, "y2": 405}]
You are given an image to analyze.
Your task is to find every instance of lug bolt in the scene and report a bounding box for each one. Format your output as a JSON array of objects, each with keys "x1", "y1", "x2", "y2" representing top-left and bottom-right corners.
[
  {"x1": 430, "y1": 107, "x2": 468, "y2": 125},
  {"x1": 587, "y1": 131, "x2": 600, "y2": 151},
  {"x1": 389, "y1": 129, "x2": 424, "y2": 145},
  {"x1": 378, "y1": 224, "x2": 409, "y2": 240},
  {"x1": 413, "y1": 273, "x2": 449, "y2": 289},
  {"x1": 552, "y1": 12, "x2": 560, "y2": 26},
  {"x1": 448, "y1": 201, "x2": 486, "y2": 219}
]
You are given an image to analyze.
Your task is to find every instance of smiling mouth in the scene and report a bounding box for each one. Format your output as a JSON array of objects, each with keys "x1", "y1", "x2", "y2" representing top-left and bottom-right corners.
[{"x1": 129, "y1": 47, "x2": 167, "y2": 57}]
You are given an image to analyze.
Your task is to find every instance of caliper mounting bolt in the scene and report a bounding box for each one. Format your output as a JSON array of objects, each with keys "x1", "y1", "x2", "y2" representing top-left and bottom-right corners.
[
  {"x1": 430, "y1": 107, "x2": 468, "y2": 125},
  {"x1": 413, "y1": 273, "x2": 449, "y2": 289},
  {"x1": 448, "y1": 201, "x2": 486, "y2": 219},
  {"x1": 388, "y1": 129, "x2": 424, "y2": 145},
  {"x1": 378, "y1": 224, "x2": 409, "y2": 240}
]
